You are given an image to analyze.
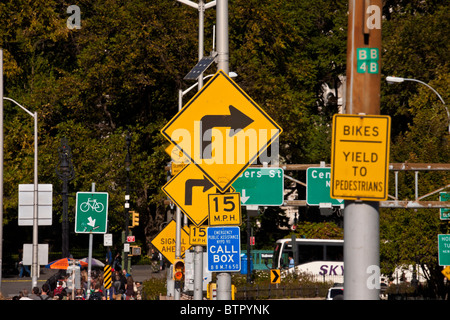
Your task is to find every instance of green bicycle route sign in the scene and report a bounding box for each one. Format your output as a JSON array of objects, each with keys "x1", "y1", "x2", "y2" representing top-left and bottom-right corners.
[{"x1": 75, "y1": 192, "x2": 109, "y2": 234}]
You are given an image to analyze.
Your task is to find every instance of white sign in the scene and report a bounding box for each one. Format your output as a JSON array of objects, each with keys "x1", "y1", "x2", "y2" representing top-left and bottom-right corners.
[
  {"x1": 23, "y1": 243, "x2": 49, "y2": 266},
  {"x1": 18, "y1": 184, "x2": 53, "y2": 226},
  {"x1": 104, "y1": 233, "x2": 113, "y2": 246}
]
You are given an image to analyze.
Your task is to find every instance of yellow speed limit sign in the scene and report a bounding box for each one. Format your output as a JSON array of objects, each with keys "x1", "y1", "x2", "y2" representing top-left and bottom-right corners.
[{"x1": 190, "y1": 225, "x2": 207, "y2": 246}]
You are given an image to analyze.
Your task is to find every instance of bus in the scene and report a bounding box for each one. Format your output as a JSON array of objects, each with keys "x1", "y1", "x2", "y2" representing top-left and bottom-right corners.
[{"x1": 272, "y1": 238, "x2": 344, "y2": 282}]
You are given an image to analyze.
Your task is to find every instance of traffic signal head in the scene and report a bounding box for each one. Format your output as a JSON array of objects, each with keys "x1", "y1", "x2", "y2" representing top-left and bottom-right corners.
[
  {"x1": 130, "y1": 211, "x2": 139, "y2": 228},
  {"x1": 173, "y1": 259, "x2": 185, "y2": 281}
]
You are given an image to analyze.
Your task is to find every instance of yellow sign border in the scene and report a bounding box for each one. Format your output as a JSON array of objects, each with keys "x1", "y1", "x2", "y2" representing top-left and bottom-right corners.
[
  {"x1": 270, "y1": 269, "x2": 281, "y2": 284},
  {"x1": 150, "y1": 220, "x2": 192, "y2": 264},
  {"x1": 208, "y1": 192, "x2": 242, "y2": 226},
  {"x1": 189, "y1": 225, "x2": 207, "y2": 246},
  {"x1": 331, "y1": 114, "x2": 391, "y2": 201}
]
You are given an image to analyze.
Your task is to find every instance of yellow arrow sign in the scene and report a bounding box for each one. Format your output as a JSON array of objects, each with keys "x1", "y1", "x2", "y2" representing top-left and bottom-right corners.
[
  {"x1": 162, "y1": 164, "x2": 216, "y2": 226},
  {"x1": 331, "y1": 114, "x2": 391, "y2": 201},
  {"x1": 442, "y1": 266, "x2": 450, "y2": 281},
  {"x1": 150, "y1": 220, "x2": 191, "y2": 264},
  {"x1": 270, "y1": 269, "x2": 281, "y2": 284},
  {"x1": 161, "y1": 70, "x2": 282, "y2": 192}
]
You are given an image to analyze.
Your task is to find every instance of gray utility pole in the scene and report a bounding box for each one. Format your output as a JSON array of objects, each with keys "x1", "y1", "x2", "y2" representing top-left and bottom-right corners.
[
  {"x1": 177, "y1": 0, "x2": 216, "y2": 300},
  {"x1": 215, "y1": 0, "x2": 229, "y2": 75},
  {"x1": 3, "y1": 98, "x2": 38, "y2": 289},
  {"x1": 215, "y1": 0, "x2": 231, "y2": 300},
  {"x1": 344, "y1": 0, "x2": 382, "y2": 300},
  {"x1": 0, "y1": 50, "x2": 40, "y2": 290}
]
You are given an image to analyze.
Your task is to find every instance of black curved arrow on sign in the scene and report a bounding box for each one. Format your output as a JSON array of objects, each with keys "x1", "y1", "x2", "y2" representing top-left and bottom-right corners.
[
  {"x1": 200, "y1": 105, "x2": 254, "y2": 159},
  {"x1": 185, "y1": 176, "x2": 214, "y2": 205}
]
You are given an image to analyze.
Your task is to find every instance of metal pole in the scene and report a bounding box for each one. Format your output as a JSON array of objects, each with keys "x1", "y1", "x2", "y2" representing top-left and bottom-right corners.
[
  {"x1": 175, "y1": 68, "x2": 183, "y2": 302},
  {"x1": 344, "y1": 201, "x2": 380, "y2": 299},
  {"x1": 31, "y1": 112, "x2": 39, "y2": 289},
  {"x1": 86, "y1": 182, "x2": 95, "y2": 298},
  {"x1": 193, "y1": 245, "x2": 203, "y2": 300},
  {"x1": 198, "y1": 0, "x2": 204, "y2": 89},
  {"x1": 174, "y1": 206, "x2": 181, "y2": 300},
  {"x1": 246, "y1": 210, "x2": 251, "y2": 283},
  {"x1": 193, "y1": 0, "x2": 206, "y2": 300},
  {"x1": 344, "y1": 0, "x2": 382, "y2": 300},
  {"x1": 215, "y1": 0, "x2": 231, "y2": 299},
  {"x1": 0, "y1": 48, "x2": 4, "y2": 293},
  {"x1": 216, "y1": 0, "x2": 229, "y2": 74}
]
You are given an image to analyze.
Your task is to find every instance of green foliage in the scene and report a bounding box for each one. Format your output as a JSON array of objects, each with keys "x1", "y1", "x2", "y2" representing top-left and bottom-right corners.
[
  {"x1": 291, "y1": 221, "x2": 343, "y2": 240},
  {"x1": 142, "y1": 277, "x2": 167, "y2": 300}
]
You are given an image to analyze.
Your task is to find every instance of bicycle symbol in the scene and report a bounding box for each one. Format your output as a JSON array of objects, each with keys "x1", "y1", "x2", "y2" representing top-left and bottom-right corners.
[{"x1": 80, "y1": 198, "x2": 104, "y2": 213}]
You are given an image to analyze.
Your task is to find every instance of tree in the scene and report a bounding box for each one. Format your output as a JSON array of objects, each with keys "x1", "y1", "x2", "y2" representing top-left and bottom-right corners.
[{"x1": 380, "y1": 3, "x2": 449, "y2": 298}]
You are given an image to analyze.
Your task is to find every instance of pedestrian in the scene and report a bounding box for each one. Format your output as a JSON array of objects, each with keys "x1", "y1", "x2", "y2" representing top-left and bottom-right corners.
[
  {"x1": 112, "y1": 274, "x2": 123, "y2": 300},
  {"x1": 105, "y1": 247, "x2": 113, "y2": 266},
  {"x1": 135, "y1": 282, "x2": 142, "y2": 300},
  {"x1": 29, "y1": 286, "x2": 41, "y2": 300},
  {"x1": 18, "y1": 249, "x2": 30, "y2": 278},
  {"x1": 53, "y1": 280, "x2": 64, "y2": 296},
  {"x1": 113, "y1": 252, "x2": 122, "y2": 271},
  {"x1": 19, "y1": 289, "x2": 32, "y2": 300},
  {"x1": 74, "y1": 288, "x2": 85, "y2": 300},
  {"x1": 159, "y1": 251, "x2": 164, "y2": 271},
  {"x1": 88, "y1": 283, "x2": 104, "y2": 300},
  {"x1": 288, "y1": 256, "x2": 295, "y2": 268},
  {"x1": 40, "y1": 283, "x2": 52, "y2": 300},
  {"x1": 125, "y1": 275, "x2": 136, "y2": 300},
  {"x1": 56, "y1": 288, "x2": 69, "y2": 300}
]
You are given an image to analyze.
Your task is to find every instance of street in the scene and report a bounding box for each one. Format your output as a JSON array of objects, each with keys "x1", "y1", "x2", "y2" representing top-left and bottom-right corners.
[{"x1": 0, "y1": 264, "x2": 158, "y2": 299}]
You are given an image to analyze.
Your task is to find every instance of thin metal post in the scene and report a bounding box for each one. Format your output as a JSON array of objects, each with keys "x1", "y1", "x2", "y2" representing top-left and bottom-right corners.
[
  {"x1": 0, "y1": 48, "x2": 4, "y2": 293},
  {"x1": 174, "y1": 206, "x2": 181, "y2": 300},
  {"x1": 198, "y1": 0, "x2": 204, "y2": 89},
  {"x1": 31, "y1": 112, "x2": 38, "y2": 289},
  {"x1": 216, "y1": 0, "x2": 229, "y2": 74},
  {"x1": 86, "y1": 182, "x2": 95, "y2": 298},
  {"x1": 415, "y1": 171, "x2": 419, "y2": 200},
  {"x1": 215, "y1": 0, "x2": 231, "y2": 299}
]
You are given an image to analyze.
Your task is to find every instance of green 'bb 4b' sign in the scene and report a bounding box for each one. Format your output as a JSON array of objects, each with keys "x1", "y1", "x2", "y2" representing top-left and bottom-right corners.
[{"x1": 357, "y1": 48, "x2": 379, "y2": 74}]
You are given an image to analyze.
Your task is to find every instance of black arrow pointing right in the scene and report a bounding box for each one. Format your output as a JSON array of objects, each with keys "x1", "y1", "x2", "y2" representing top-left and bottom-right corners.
[
  {"x1": 271, "y1": 269, "x2": 280, "y2": 283},
  {"x1": 185, "y1": 176, "x2": 214, "y2": 205},
  {"x1": 200, "y1": 105, "x2": 254, "y2": 159}
]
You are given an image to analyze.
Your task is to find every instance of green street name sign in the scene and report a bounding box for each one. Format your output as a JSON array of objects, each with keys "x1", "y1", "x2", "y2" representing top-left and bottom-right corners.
[
  {"x1": 307, "y1": 167, "x2": 343, "y2": 206},
  {"x1": 75, "y1": 192, "x2": 109, "y2": 234},
  {"x1": 440, "y1": 192, "x2": 450, "y2": 220},
  {"x1": 232, "y1": 168, "x2": 283, "y2": 206},
  {"x1": 438, "y1": 234, "x2": 450, "y2": 266}
]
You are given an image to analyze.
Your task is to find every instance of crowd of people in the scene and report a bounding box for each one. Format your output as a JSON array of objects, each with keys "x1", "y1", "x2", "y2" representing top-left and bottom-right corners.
[{"x1": 10, "y1": 266, "x2": 143, "y2": 300}]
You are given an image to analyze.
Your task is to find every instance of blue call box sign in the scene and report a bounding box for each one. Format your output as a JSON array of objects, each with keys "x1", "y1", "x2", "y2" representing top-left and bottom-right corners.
[{"x1": 207, "y1": 227, "x2": 241, "y2": 272}]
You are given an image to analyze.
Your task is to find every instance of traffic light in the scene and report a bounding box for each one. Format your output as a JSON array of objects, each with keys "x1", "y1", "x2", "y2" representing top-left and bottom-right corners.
[
  {"x1": 173, "y1": 259, "x2": 185, "y2": 281},
  {"x1": 130, "y1": 211, "x2": 139, "y2": 228}
]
